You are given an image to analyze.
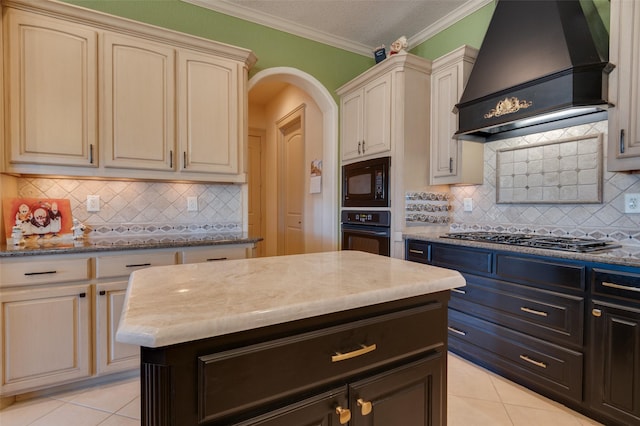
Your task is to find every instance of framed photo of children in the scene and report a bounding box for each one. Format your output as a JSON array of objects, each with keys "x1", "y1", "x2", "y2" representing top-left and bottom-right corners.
[{"x1": 3, "y1": 198, "x2": 74, "y2": 238}]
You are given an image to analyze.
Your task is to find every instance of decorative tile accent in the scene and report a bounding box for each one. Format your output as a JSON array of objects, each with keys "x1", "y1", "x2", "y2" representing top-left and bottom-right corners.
[
  {"x1": 16, "y1": 178, "x2": 243, "y2": 237},
  {"x1": 449, "y1": 120, "x2": 640, "y2": 247},
  {"x1": 405, "y1": 192, "x2": 452, "y2": 225},
  {"x1": 496, "y1": 134, "x2": 602, "y2": 203}
]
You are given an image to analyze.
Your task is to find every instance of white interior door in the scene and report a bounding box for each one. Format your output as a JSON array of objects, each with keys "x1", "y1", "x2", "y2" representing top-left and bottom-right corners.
[{"x1": 248, "y1": 130, "x2": 265, "y2": 257}]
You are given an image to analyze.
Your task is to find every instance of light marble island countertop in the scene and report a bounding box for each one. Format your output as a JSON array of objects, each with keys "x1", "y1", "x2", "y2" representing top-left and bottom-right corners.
[{"x1": 116, "y1": 250, "x2": 465, "y2": 348}]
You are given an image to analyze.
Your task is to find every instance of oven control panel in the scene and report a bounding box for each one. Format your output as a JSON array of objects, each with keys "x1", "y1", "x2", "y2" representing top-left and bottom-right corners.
[{"x1": 341, "y1": 211, "x2": 391, "y2": 227}]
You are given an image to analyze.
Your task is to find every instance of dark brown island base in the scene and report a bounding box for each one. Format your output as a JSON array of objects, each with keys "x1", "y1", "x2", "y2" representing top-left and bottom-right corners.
[{"x1": 116, "y1": 251, "x2": 465, "y2": 425}]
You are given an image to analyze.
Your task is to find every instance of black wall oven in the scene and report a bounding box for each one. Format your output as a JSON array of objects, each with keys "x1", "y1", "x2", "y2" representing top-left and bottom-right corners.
[
  {"x1": 341, "y1": 211, "x2": 390, "y2": 257},
  {"x1": 342, "y1": 156, "x2": 390, "y2": 208}
]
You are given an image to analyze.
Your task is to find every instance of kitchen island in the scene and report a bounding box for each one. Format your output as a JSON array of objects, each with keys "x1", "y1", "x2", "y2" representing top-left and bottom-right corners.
[{"x1": 117, "y1": 250, "x2": 465, "y2": 425}]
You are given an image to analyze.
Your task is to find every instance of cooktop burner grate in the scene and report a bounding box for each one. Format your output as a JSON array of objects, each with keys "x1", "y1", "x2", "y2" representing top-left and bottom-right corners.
[{"x1": 440, "y1": 232, "x2": 621, "y2": 253}]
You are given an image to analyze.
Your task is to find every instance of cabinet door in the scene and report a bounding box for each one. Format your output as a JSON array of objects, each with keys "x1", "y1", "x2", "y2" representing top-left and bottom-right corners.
[
  {"x1": 239, "y1": 388, "x2": 348, "y2": 426},
  {"x1": 431, "y1": 64, "x2": 460, "y2": 181},
  {"x1": 349, "y1": 353, "x2": 445, "y2": 426},
  {"x1": 361, "y1": 73, "x2": 392, "y2": 157},
  {"x1": 0, "y1": 284, "x2": 91, "y2": 395},
  {"x1": 95, "y1": 281, "x2": 139, "y2": 375},
  {"x1": 341, "y1": 89, "x2": 364, "y2": 161},
  {"x1": 102, "y1": 32, "x2": 175, "y2": 171},
  {"x1": 608, "y1": 0, "x2": 640, "y2": 171},
  {"x1": 177, "y1": 50, "x2": 239, "y2": 174},
  {"x1": 589, "y1": 300, "x2": 640, "y2": 425},
  {"x1": 6, "y1": 9, "x2": 97, "y2": 167}
]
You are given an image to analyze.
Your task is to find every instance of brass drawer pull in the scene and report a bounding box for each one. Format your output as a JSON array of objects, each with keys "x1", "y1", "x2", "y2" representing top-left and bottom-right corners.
[
  {"x1": 520, "y1": 306, "x2": 548, "y2": 317},
  {"x1": 451, "y1": 288, "x2": 466, "y2": 295},
  {"x1": 125, "y1": 263, "x2": 152, "y2": 268},
  {"x1": 592, "y1": 308, "x2": 602, "y2": 317},
  {"x1": 409, "y1": 249, "x2": 425, "y2": 255},
  {"x1": 331, "y1": 343, "x2": 377, "y2": 362},
  {"x1": 24, "y1": 270, "x2": 57, "y2": 276},
  {"x1": 602, "y1": 281, "x2": 640, "y2": 293},
  {"x1": 448, "y1": 326, "x2": 466, "y2": 336},
  {"x1": 335, "y1": 406, "x2": 351, "y2": 424},
  {"x1": 519, "y1": 354, "x2": 547, "y2": 369}
]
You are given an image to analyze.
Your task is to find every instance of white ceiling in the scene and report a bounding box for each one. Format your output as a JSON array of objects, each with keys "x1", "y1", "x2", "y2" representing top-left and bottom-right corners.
[{"x1": 183, "y1": 0, "x2": 492, "y2": 56}]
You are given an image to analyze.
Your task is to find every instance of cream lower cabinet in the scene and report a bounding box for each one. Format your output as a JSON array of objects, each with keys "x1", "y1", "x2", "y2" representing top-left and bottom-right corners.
[
  {"x1": 430, "y1": 45, "x2": 483, "y2": 185},
  {"x1": 1, "y1": 283, "x2": 92, "y2": 395},
  {"x1": 607, "y1": 0, "x2": 640, "y2": 172},
  {"x1": 0, "y1": 243, "x2": 254, "y2": 396},
  {"x1": 4, "y1": 8, "x2": 98, "y2": 168}
]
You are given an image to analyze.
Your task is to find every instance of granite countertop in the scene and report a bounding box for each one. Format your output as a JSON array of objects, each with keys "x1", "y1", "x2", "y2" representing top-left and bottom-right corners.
[
  {"x1": 403, "y1": 232, "x2": 640, "y2": 268},
  {"x1": 0, "y1": 234, "x2": 262, "y2": 257},
  {"x1": 116, "y1": 250, "x2": 465, "y2": 348}
]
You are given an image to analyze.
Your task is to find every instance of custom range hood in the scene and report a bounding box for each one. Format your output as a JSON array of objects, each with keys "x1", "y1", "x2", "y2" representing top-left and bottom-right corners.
[{"x1": 455, "y1": 0, "x2": 611, "y2": 142}]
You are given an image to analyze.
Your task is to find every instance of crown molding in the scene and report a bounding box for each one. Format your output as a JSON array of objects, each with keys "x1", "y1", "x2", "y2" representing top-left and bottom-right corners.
[
  {"x1": 408, "y1": 0, "x2": 494, "y2": 48},
  {"x1": 182, "y1": 0, "x2": 494, "y2": 57}
]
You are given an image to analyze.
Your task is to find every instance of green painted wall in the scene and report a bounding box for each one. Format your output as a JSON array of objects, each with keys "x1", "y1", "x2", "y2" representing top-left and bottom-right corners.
[
  {"x1": 410, "y1": 2, "x2": 496, "y2": 60},
  {"x1": 63, "y1": 0, "x2": 497, "y2": 100},
  {"x1": 63, "y1": 0, "x2": 373, "y2": 98}
]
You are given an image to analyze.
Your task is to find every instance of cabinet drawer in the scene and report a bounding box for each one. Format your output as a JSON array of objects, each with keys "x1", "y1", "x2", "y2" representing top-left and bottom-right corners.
[
  {"x1": 181, "y1": 245, "x2": 247, "y2": 264},
  {"x1": 449, "y1": 275, "x2": 584, "y2": 347},
  {"x1": 0, "y1": 257, "x2": 90, "y2": 287},
  {"x1": 431, "y1": 243, "x2": 492, "y2": 275},
  {"x1": 591, "y1": 268, "x2": 640, "y2": 303},
  {"x1": 496, "y1": 254, "x2": 585, "y2": 291},
  {"x1": 95, "y1": 251, "x2": 177, "y2": 279},
  {"x1": 448, "y1": 309, "x2": 583, "y2": 402},
  {"x1": 197, "y1": 301, "x2": 446, "y2": 424},
  {"x1": 405, "y1": 240, "x2": 429, "y2": 264}
]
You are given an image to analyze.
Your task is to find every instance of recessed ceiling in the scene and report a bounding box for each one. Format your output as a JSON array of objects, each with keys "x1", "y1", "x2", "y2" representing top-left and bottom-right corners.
[{"x1": 183, "y1": 0, "x2": 491, "y2": 55}]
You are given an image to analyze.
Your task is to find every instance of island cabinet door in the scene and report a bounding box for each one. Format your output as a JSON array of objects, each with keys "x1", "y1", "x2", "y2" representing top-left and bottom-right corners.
[{"x1": 348, "y1": 352, "x2": 445, "y2": 426}]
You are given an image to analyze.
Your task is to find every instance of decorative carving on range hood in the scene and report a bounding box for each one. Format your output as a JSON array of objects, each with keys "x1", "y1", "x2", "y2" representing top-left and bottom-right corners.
[{"x1": 484, "y1": 97, "x2": 533, "y2": 119}]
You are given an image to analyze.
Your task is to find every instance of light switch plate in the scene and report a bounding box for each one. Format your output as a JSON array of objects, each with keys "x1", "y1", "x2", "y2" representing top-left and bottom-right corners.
[
  {"x1": 86, "y1": 195, "x2": 100, "y2": 212},
  {"x1": 463, "y1": 198, "x2": 473, "y2": 212},
  {"x1": 187, "y1": 196, "x2": 198, "y2": 212}
]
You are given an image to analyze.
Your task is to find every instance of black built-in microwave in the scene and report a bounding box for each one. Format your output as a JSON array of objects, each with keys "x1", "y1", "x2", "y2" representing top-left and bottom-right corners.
[{"x1": 342, "y1": 156, "x2": 390, "y2": 207}]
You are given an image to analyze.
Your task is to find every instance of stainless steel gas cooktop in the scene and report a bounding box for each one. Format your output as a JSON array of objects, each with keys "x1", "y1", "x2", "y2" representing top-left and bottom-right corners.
[{"x1": 440, "y1": 232, "x2": 621, "y2": 253}]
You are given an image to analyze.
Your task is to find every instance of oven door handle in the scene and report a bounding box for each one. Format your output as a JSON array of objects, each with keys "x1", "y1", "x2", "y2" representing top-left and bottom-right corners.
[{"x1": 343, "y1": 228, "x2": 390, "y2": 237}]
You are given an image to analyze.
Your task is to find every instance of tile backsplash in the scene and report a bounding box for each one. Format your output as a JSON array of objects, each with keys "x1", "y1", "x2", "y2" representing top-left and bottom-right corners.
[
  {"x1": 15, "y1": 178, "x2": 243, "y2": 237},
  {"x1": 448, "y1": 120, "x2": 640, "y2": 246}
]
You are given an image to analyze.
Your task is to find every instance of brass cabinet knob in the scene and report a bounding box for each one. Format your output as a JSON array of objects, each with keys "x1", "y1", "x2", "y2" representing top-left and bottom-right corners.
[
  {"x1": 335, "y1": 406, "x2": 351, "y2": 424},
  {"x1": 357, "y1": 398, "x2": 372, "y2": 416},
  {"x1": 592, "y1": 308, "x2": 602, "y2": 317}
]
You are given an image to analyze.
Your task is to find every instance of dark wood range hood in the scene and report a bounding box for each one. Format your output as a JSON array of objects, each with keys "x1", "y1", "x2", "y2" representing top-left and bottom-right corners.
[{"x1": 455, "y1": 0, "x2": 612, "y2": 142}]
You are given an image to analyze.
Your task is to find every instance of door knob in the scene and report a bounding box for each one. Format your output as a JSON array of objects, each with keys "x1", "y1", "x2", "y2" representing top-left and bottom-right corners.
[
  {"x1": 357, "y1": 398, "x2": 372, "y2": 415},
  {"x1": 335, "y1": 406, "x2": 351, "y2": 424},
  {"x1": 592, "y1": 308, "x2": 602, "y2": 317}
]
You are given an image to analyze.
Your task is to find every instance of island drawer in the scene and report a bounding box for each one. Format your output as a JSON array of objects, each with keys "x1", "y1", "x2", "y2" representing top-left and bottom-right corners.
[
  {"x1": 196, "y1": 300, "x2": 446, "y2": 424},
  {"x1": 448, "y1": 309, "x2": 583, "y2": 402},
  {"x1": 95, "y1": 251, "x2": 177, "y2": 279},
  {"x1": 0, "y1": 256, "x2": 90, "y2": 288},
  {"x1": 449, "y1": 274, "x2": 584, "y2": 347}
]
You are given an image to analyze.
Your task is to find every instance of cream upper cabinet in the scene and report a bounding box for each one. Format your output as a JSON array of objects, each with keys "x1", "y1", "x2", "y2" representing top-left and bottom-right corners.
[
  {"x1": 2, "y1": 0, "x2": 256, "y2": 182},
  {"x1": 429, "y1": 46, "x2": 483, "y2": 185},
  {"x1": 5, "y1": 9, "x2": 98, "y2": 168},
  {"x1": 607, "y1": 0, "x2": 640, "y2": 172},
  {"x1": 339, "y1": 72, "x2": 392, "y2": 161},
  {"x1": 177, "y1": 50, "x2": 239, "y2": 174},
  {"x1": 102, "y1": 32, "x2": 176, "y2": 171}
]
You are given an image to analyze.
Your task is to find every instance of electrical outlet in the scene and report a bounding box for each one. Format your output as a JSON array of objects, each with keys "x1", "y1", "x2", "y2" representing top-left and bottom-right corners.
[
  {"x1": 187, "y1": 196, "x2": 198, "y2": 212},
  {"x1": 86, "y1": 195, "x2": 100, "y2": 212},
  {"x1": 463, "y1": 198, "x2": 473, "y2": 212},
  {"x1": 624, "y1": 193, "x2": 640, "y2": 213}
]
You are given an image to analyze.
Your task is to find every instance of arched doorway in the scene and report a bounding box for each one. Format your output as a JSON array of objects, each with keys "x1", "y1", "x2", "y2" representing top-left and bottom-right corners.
[{"x1": 247, "y1": 68, "x2": 338, "y2": 254}]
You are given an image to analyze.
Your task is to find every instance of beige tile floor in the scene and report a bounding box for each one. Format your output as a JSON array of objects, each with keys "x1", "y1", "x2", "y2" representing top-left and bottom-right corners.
[{"x1": 0, "y1": 353, "x2": 603, "y2": 426}]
